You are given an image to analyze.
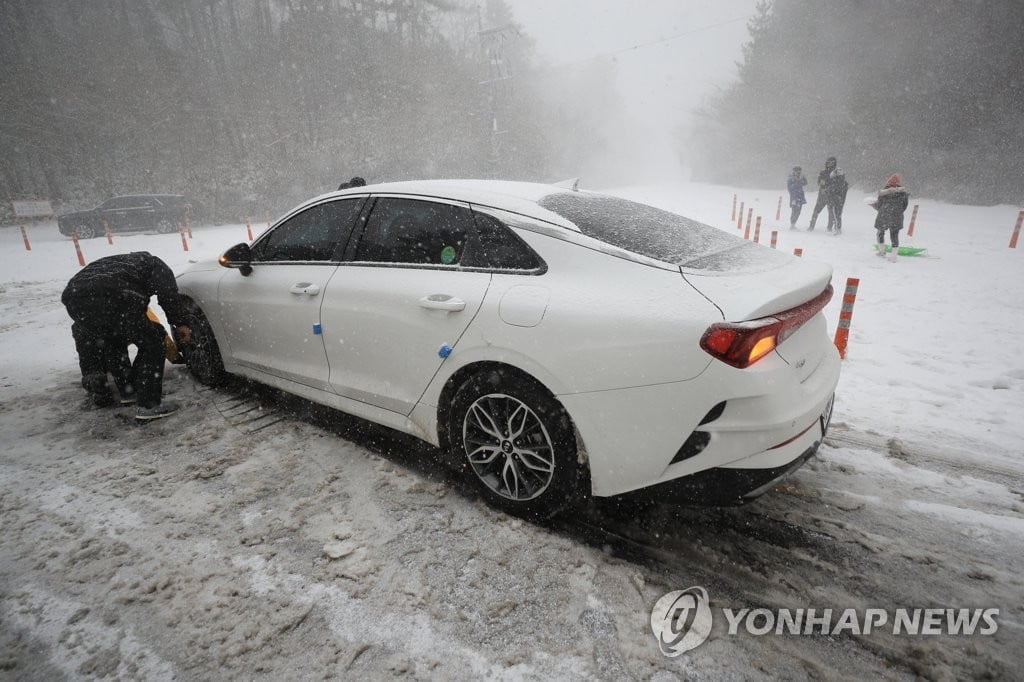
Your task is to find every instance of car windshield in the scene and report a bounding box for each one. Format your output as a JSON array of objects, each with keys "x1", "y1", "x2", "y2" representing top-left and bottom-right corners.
[{"x1": 538, "y1": 192, "x2": 780, "y2": 271}]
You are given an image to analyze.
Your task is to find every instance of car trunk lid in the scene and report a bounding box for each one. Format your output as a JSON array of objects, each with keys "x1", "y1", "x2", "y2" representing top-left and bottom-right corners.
[
  {"x1": 682, "y1": 251, "x2": 834, "y2": 376},
  {"x1": 681, "y1": 253, "x2": 833, "y2": 321}
]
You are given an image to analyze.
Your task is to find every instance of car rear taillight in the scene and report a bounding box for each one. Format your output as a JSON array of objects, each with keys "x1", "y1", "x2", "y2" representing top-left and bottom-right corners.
[{"x1": 700, "y1": 284, "x2": 833, "y2": 369}]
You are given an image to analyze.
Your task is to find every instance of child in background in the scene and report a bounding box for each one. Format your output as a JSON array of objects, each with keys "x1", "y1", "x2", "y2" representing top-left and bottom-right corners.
[
  {"x1": 873, "y1": 173, "x2": 910, "y2": 262},
  {"x1": 787, "y1": 166, "x2": 807, "y2": 229}
]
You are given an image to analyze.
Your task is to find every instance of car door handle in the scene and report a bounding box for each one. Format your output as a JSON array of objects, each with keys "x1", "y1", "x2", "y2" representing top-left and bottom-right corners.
[
  {"x1": 419, "y1": 294, "x2": 466, "y2": 311},
  {"x1": 289, "y1": 283, "x2": 320, "y2": 296}
]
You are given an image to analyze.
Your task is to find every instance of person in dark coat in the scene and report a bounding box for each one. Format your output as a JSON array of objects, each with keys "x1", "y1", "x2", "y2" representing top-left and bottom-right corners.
[
  {"x1": 337, "y1": 176, "x2": 366, "y2": 191},
  {"x1": 873, "y1": 173, "x2": 910, "y2": 262},
  {"x1": 787, "y1": 166, "x2": 807, "y2": 229},
  {"x1": 824, "y1": 156, "x2": 849, "y2": 235},
  {"x1": 806, "y1": 160, "x2": 831, "y2": 230},
  {"x1": 61, "y1": 252, "x2": 191, "y2": 420}
]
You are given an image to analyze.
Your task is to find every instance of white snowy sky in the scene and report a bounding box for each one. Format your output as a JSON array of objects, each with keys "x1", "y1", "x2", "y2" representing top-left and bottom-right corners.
[{"x1": 505, "y1": 0, "x2": 759, "y2": 172}]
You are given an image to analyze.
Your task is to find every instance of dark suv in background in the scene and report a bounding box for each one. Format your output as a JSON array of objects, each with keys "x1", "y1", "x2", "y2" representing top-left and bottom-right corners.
[{"x1": 57, "y1": 194, "x2": 195, "y2": 239}]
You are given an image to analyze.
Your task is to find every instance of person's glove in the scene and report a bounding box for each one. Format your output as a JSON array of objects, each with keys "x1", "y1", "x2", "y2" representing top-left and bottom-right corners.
[{"x1": 175, "y1": 325, "x2": 192, "y2": 344}]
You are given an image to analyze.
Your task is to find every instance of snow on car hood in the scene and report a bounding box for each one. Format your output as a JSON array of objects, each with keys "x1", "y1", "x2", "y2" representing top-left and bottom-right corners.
[{"x1": 177, "y1": 256, "x2": 222, "y2": 278}]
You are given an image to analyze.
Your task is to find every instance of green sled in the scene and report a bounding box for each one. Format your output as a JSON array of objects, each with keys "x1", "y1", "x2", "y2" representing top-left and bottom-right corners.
[{"x1": 877, "y1": 245, "x2": 928, "y2": 256}]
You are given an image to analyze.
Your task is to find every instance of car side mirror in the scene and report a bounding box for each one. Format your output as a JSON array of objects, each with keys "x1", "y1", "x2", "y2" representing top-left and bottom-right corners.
[{"x1": 219, "y1": 242, "x2": 253, "y2": 276}]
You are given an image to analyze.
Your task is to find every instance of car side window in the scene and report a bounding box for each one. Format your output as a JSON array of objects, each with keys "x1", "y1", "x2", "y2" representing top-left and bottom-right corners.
[
  {"x1": 100, "y1": 197, "x2": 131, "y2": 210},
  {"x1": 463, "y1": 210, "x2": 544, "y2": 271},
  {"x1": 253, "y1": 199, "x2": 362, "y2": 262},
  {"x1": 356, "y1": 198, "x2": 472, "y2": 266}
]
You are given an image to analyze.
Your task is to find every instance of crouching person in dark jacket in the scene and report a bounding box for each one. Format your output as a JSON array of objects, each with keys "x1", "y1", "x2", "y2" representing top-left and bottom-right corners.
[{"x1": 61, "y1": 252, "x2": 191, "y2": 421}]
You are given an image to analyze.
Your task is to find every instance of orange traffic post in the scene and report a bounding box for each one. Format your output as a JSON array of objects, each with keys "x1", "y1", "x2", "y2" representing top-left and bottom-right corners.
[
  {"x1": 770, "y1": 230, "x2": 778, "y2": 249},
  {"x1": 731, "y1": 194, "x2": 737, "y2": 221},
  {"x1": 179, "y1": 224, "x2": 189, "y2": 252},
  {"x1": 71, "y1": 232, "x2": 86, "y2": 266},
  {"x1": 834, "y1": 277, "x2": 860, "y2": 360},
  {"x1": 245, "y1": 216, "x2": 254, "y2": 241},
  {"x1": 737, "y1": 201, "x2": 744, "y2": 230},
  {"x1": 793, "y1": 247, "x2": 803, "y2": 257},
  {"x1": 102, "y1": 218, "x2": 113, "y2": 245},
  {"x1": 775, "y1": 196, "x2": 782, "y2": 221},
  {"x1": 20, "y1": 225, "x2": 31, "y2": 251},
  {"x1": 753, "y1": 216, "x2": 762, "y2": 244},
  {"x1": 745, "y1": 207, "x2": 753, "y2": 237},
  {"x1": 907, "y1": 203, "x2": 919, "y2": 237},
  {"x1": 185, "y1": 211, "x2": 193, "y2": 239},
  {"x1": 1009, "y1": 210, "x2": 1023, "y2": 249}
]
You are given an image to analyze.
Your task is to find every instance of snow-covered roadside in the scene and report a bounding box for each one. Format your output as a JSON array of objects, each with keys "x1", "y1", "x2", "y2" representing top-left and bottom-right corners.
[{"x1": 1, "y1": 184, "x2": 1022, "y2": 679}]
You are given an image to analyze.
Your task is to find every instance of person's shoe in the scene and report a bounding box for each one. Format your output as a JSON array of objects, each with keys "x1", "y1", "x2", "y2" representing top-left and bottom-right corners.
[
  {"x1": 875, "y1": 243, "x2": 886, "y2": 256},
  {"x1": 806, "y1": 226, "x2": 815, "y2": 231},
  {"x1": 90, "y1": 390, "x2": 115, "y2": 408},
  {"x1": 117, "y1": 385, "x2": 137, "y2": 405},
  {"x1": 833, "y1": 229, "x2": 842, "y2": 236},
  {"x1": 789, "y1": 223, "x2": 797, "y2": 230},
  {"x1": 83, "y1": 373, "x2": 113, "y2": 406},
  {"x1": 135, "y1": 401, "x2": 180, "y2": 421},
  {"x1": 889, "y1": 250, "x2": 899, "y2": 263}
]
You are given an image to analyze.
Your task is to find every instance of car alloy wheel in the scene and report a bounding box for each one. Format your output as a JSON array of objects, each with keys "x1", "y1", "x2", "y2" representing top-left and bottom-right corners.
[
  {"x1": 464, "y1": 393, "x2": 556, "y2": 501},
  {"x1": 451, "y1": 370, "x2": 579, "y2": 518},
  {"x1": 75, "y1": 224, "x2": 97, "y2": 239},
  {"x1": 156, "y1": 219, "x2": 177, "y2": 234}
]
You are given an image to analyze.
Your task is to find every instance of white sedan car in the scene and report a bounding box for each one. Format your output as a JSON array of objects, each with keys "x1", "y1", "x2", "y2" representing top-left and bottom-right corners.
[{"x1": 177, "y1": 180, "x2": 839, "y2": 517}]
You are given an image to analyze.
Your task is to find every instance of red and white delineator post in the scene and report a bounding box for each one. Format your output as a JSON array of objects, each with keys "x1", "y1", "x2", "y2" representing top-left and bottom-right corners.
[
  {"x1": 907, "y1": 204, "x2": 919, "y2": 237},
  {"x1": 71, "y1": 232, "x2": 86, "y2": 266},
  {"x1": 834, "y1": 277, "x2": 860, "y2": 360}
]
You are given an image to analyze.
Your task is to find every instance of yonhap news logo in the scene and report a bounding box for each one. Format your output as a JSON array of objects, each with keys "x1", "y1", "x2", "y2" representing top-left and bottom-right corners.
[
  {"x1": 651, "y1": 587, "x2": 999, "y2": 655},
  {"x1": 650, "y1": 587, "x2": 713, "y2": 656}
]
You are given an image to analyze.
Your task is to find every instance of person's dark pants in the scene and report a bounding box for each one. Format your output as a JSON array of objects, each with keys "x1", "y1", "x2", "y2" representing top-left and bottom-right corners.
[
  {"x1": 789, "y1": 201, "x2": 803, "y2": 225},
  {"x1": 877, "y1": 226, "x2": 901, "y2": 249},
  {"x1": 65, "y1": 296, "x2": 167, "y2": 408},
  {"x1": 827, "y1": 197, "x2": 847, "y2": 232},
  {"x1": 808, "y1": 193, "x2": 827, "y2": 228}
]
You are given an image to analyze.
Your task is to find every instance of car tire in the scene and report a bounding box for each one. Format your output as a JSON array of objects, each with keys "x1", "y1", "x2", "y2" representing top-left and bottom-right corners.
[
  {"x1": 183, "y1": 307, "x2": 226, "y2": 386},
  {"x1": 156, "y1": 219, "x2": 177, "y2": 234},
  {"x1": 75, "y1": 223, "x2": 98, "y2": 239},
  {"x1": 450, "y1": 369, "x2": 579, "y2": 519}
]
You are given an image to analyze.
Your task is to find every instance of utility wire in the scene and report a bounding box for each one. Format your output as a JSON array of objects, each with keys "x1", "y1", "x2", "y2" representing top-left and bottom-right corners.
[{"x1": 537, "y1": 15, "x2": 752, "y2": 72}]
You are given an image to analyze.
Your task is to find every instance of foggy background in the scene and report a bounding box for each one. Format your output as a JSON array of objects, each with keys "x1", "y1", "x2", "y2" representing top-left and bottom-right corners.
[
  {"x1": 504, "y1": 0, "x2": 757, "y2": 181},
  {"x1": 1, "y1": 0, "x2": 1021, "y2": 224}
]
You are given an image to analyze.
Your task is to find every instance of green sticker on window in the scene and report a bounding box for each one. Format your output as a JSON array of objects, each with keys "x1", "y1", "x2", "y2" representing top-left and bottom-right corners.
[{"x1": 440, "y1": 245, "x2": 457, "y2": 264}]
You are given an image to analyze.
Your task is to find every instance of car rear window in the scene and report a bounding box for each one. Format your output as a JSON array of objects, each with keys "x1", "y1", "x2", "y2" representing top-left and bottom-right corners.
[{"x1": 538, "y1": 192, "x2": 777, "y2": 271}]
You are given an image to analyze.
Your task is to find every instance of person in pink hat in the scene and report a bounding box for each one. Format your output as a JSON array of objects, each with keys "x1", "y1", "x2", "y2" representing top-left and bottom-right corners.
[{"x1": 873, "y1": 173, "x2": 910, "y2": 261}]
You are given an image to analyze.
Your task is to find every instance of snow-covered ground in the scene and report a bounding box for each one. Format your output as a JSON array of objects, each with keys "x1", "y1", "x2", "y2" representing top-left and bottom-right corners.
[{"x1": 1, "y1": 182, "x2": 1022, "y2": 679}]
